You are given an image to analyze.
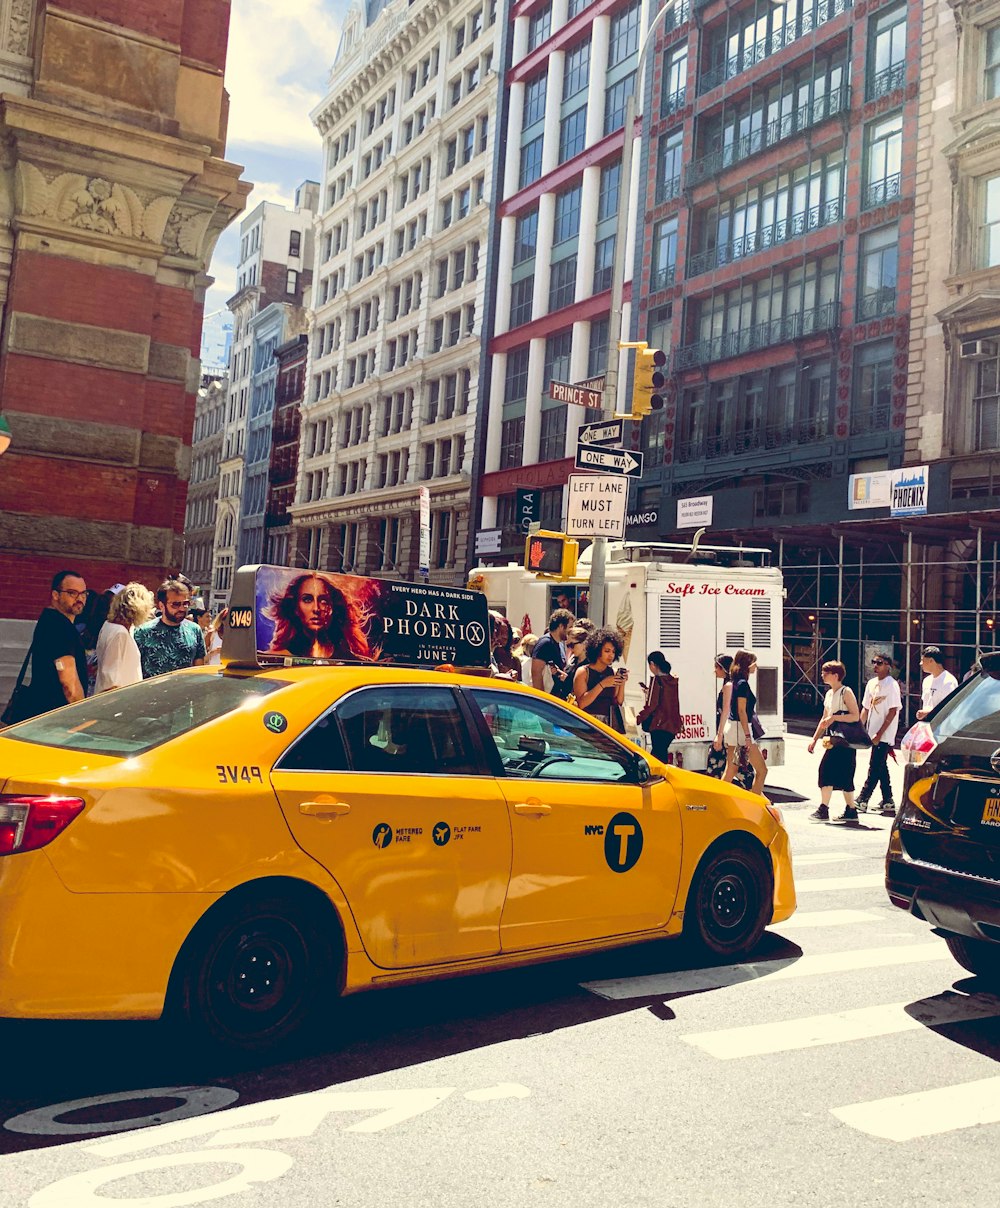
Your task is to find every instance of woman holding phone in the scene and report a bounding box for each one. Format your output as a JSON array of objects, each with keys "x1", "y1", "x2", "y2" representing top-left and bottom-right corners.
[{"x1": 573, "y1": 626, "x2": 627, "y2": 732}]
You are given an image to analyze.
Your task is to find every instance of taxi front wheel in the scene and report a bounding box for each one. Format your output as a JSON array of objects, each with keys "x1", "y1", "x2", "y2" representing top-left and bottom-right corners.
[
  {"x1": 172, "y1": 893, "x2": 337, "y2": 1052},
  {"x1": 685, "y1": 842, "x2": 772, "y2": 959}
]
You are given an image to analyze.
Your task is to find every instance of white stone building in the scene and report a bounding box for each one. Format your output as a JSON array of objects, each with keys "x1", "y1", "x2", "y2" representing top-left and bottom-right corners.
[
  {"x1": 293, "y1": 0, "x2": 499, "y2": 586},
  {"x1": 211, "y1": 185, "x2": 318, "y2": 607}
]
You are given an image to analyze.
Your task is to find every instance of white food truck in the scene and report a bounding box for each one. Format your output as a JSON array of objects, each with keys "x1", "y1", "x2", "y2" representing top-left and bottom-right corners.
[{"x1": 470, "y1": 539, "x2": 786, "y2": 771}]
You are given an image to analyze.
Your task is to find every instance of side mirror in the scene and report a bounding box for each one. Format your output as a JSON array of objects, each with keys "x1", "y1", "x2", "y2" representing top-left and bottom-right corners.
[{"x1": 633, "y1": 754, "x2": 651, "y2": 785}]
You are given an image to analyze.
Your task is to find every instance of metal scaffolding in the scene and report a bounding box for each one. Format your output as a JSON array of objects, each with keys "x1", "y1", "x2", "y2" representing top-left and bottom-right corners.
[{"x1": 776, "y1": 521, "x2": 1000, "y2": 730}]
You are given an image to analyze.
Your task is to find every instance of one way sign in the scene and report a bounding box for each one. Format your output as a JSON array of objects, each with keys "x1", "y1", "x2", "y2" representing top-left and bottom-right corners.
[
  {"x1": 574, "y1": 444, "x2": 644, "y2": 478},
  {"x1": 578, "y1": 419, "x2": 624, "y2": 446}
]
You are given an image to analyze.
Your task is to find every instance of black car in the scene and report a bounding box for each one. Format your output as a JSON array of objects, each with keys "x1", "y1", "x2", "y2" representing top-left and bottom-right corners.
[{"x1": 886, "y1": 654, "x2": 1000, "y2": 987}]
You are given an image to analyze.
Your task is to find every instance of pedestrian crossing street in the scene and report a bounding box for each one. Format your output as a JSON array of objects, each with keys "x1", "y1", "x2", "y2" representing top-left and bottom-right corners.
[{"x1": 580, "y1": 808, "x2": 1000, "y2": 1144}]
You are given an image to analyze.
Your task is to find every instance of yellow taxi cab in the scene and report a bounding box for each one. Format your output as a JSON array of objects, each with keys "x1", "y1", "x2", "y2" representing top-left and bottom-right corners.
[{"x1": 0, "y1": 565, "x2": 795, "y2": 1051}]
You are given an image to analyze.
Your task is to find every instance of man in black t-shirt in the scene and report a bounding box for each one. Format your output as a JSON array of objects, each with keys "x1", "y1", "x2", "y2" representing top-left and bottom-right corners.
[
  {"x1": 27, "y1": 570, "x2": 89, "y2": 716},
  {"x1": 531, "y1": 608, "x2": 575, "y2": 695}
]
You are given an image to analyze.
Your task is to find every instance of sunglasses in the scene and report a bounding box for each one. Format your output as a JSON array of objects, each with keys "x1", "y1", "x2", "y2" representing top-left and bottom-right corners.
[{"x1": 872, "y1": 659, "x2": 888, "y2": 666}]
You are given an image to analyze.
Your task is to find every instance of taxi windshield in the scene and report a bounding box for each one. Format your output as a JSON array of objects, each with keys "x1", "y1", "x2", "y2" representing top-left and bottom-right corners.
[
  {"x1": 930, "y1": 665, "x2": 1000, "y2": 743},
  {"x1": 3, "y1": 672, "x2": 289, "y2": 757}
]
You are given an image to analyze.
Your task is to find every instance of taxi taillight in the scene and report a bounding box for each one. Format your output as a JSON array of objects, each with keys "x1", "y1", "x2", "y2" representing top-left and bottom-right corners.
[{"x1": 0, "y1": 796, "x2": 85, "y2": 856}]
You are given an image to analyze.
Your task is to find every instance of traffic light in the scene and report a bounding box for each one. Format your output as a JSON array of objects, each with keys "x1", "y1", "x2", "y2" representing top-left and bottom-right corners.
[
  {"x1": 630, "y1": 345, "x2": 667, "y2": 420},
  {"x1": 524, "y1": 530, "x2": 579, "y2": 578}
]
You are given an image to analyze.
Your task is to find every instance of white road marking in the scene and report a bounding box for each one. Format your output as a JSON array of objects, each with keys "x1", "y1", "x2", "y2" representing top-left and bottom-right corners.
[
  {"x1": 464, "y1": 1084, "x2": 531, "y2": 1102},
  {"x1": 772, "y1": 908, "x2": 880, "y2": 930},
  {"x1": 580, "y1": 942, "x2": 948, "y2": 1000},
  {"x1": 792, "y1": 852, "x2": 859, "y2": 866},
  {"x1": 832, "y1": 1076, "x2": 1000, "y2": 1141},
  {"x1": 796, "y1": 873, "x2": 885, "y2": 892},
  {"x1": 682, "y1": 991, "x2": 1000, "y2": 1059}
]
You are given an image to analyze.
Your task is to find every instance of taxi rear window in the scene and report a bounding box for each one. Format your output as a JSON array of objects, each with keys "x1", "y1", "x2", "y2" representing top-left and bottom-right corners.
[{"x1": 3, "y1": 673, "x2": 289, "y2": 757}]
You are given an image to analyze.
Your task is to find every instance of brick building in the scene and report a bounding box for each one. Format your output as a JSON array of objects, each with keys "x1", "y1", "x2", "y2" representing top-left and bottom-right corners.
[{"x1": 0, "y1": 0, "x2": 248, "y2": 637}]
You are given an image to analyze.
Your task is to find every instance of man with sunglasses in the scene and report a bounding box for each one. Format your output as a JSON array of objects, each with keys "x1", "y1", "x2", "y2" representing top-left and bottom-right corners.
[
  {"x1": 857, "y1": 652, "x2": 901, "y2": 815},
  {"x1": 26, "y1": 570, "x2": 89, "y2": 716}
]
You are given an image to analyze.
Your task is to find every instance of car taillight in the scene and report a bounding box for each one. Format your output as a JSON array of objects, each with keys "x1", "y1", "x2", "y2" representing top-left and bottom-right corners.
[{"x1": 0, "y1": 796, "x2": 85, "y2": 856}]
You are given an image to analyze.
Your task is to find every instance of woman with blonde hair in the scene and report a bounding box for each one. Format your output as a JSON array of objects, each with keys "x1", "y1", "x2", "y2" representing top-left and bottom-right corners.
[
  {"x1": 95, "y1": 583, "x2": 156, "y2": 692},
  {"x1": 205, "y1": 608, "x2": 227, "y2": 666},
  {"x1": 513, "y1": 632, "x2": 538, "y2": 684}
]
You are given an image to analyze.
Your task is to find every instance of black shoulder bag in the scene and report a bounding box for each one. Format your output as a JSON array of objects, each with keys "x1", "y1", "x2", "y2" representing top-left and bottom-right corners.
[{"x1": 1, "y1": 646, "x2": 36, "y2": 728}]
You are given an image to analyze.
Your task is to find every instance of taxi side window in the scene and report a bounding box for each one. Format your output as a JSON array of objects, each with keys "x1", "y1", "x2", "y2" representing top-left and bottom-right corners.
[
  {"x1": 276, "y1": 712, "x2": 349, "y2": 772},
  {"x1": 336, "y1": 686, "x2": 481, "y2": 776},
  {"x1": 470, "y1": 689, "x2": 632, "y2": 783}
]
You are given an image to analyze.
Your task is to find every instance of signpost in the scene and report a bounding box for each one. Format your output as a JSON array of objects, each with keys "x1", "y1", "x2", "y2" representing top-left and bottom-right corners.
[
  {"x1": 549, "y1": 379, "x2": 604, "y2": 409},
  {"x1": 566, "y1": 474, "x2": 628, "y2": 539},
  {"x1": 574, "y1": 444, "x2": 644, "y2": 478},
  {"x1": 578, "y1": 418, "x2": 624, "y2": 446}
]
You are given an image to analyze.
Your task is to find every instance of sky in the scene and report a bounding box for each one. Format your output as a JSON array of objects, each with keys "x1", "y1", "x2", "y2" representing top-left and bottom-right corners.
[{"x1": 204, "y1": 0, "x2": 353, "y2": 323}]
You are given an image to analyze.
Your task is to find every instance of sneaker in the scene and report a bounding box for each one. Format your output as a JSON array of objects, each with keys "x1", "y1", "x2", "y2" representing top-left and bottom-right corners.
[
  {"x1": 809, "y1": 806, "x2": 829, "y2": 821},
  {"x1": 855, "y1": 798, "x2": 870, "y2": 814},
  {"x1": 878, "y1": 801, "x2": 897, "y2": 816},
  {"x1": 830, "y1": 807, "x2": 860, "y2": 825}
]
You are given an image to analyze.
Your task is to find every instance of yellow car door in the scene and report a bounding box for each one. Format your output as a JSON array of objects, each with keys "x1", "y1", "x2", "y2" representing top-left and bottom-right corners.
[
  {"x1": 270, "y1": 684, "x2": 511, "y2": 970},
  {"x1": 467, "y1": 686, "x2": 683, "y2": 952}
]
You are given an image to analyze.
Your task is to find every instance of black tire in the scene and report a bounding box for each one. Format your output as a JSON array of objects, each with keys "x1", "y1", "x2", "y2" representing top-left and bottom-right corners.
[
  {"x1": 685, "y1": 842, "x2": 772, "y2": 958},
  {"x1": 174, "y1": 894, "x2": 336, "y2": 1053},
  {"x1": 944, "y1": 933, "x2": 1000, "y2": 988}
]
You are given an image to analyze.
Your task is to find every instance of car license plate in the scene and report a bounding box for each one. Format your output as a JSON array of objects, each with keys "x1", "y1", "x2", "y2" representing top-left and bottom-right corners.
[{"x1": 981, "y1": 797, "x2": 1000, "y2": 827}]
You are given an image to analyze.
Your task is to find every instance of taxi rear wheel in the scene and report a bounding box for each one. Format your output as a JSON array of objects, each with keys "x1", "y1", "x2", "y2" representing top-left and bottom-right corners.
[
  {"x1": 944, "y1": 934, "x2": 1000, "y2": 987},
  {"x1": 175, "y1": 894, "x2": 336, "y2": 1052},
  {"x1": 685, "y1": 842, "x2": 772, "y2": 959}
]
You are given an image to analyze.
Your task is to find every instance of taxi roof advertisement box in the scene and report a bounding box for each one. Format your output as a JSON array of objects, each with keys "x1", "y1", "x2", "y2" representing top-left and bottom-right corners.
[{"x1": 225, "y1": 566, "x2": 491, "y2": 669}]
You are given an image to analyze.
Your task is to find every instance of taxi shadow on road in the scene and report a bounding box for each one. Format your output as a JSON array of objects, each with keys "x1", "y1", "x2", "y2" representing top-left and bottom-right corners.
[
  {"x1": 0, "y1": 930, "x2": 803, "y2": 1155},
  {"x1": 903, "y1": 977, "x2": 1000, "y2": 1062}
]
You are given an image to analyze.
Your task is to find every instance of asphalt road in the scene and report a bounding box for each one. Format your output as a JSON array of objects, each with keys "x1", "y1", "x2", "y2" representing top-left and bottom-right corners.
[{"x1": 1, "y1": 737, "x2": 998, "y2": 1208}]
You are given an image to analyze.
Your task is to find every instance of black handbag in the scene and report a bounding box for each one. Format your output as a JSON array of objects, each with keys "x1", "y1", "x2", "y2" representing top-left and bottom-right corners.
[
  {"x1": 751, "y1": 711, "x2": 765, "y2": 740},
  {"x1": 827, "y1": 715, "x2": 871, "y2": 749},
  {"x1": 640, "y1": 716, "x2": 653, "y2": 733},
  {"x1": 1, "y1": 646, "x2": 36, "y2": 728}
]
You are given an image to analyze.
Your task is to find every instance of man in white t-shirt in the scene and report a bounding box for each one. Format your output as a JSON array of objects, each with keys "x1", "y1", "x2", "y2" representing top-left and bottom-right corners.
[
  {"x1": 916, "y1": 646, "x2": 959, "y2": 720},
  {"x1": 857, "y1": 652, "x2": 902, "y2": 815}
]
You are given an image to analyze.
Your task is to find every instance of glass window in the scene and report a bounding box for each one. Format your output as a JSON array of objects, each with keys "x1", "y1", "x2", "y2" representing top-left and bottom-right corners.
[
  {"x1": 520, "y1": 135, "x2": 544, "y2": 188},
  {"x1": 656, "y1": 131, "x2": 683, "y2": 204},
  {"x1": 609, "y1": 0, "x2": 641, "y2": 67},
  {"x1": 858, "y1": 224, "x2": 898, "y2": 319},
  {"x1": 563, "y1": 41, "x2": 590, "y2": 101},
  {"x1": 504, "y1": 346, "x2": 530, "y2": 402},
  {"x1": 852, "y1": 340, "x2": 893, "y2": 435},
  {"x1": 524, "y1": 73, "x2": 547, "y2": 127},
  {"x1": 559, "y1": 107, "x2": 587, "y2": 162},
  {"x1": 543, "y1": 328, "x2": 573, "y2": 385},
  {"x1": 514, "y1": 208, "x2": 538, "y2": 264},
  {"x1": 661, "y1": 43, "x2": 687, "y2": 115},
  {"x1": 539, "y1": 406, "x2": 568, "y2": 461},
  {"x1": 605, "y1": 73, "x2": 636, "y2": 137},
  {"x1": 549, "y1": 256, "x2": 577, "y2": 310},
  {"x1": 598, "y1": 160, "x2": 621, "y2": 221},
  {"x1": 988, "y1": 26, "x2": 1000, "y2": 100},
  {"x1": 471, "y1": 689, "x2": 633, "y2": 782},
  {"x1": 510, "y1": 275, "x2": 535, "y2": 326},
  {"x1": 528, "y1": 3, "x2": 551, "y2": 51},
  {"x1": 7, "y1": 674, "x2": 289, "y2": 758},
  {"x1": 588, "y1": 318, "x2": 609, "y2": 377},
  {"x1": 984, "y1": 176, "x2": 1000, "y2": 268},
  {"x1": 868, "y1": 5, "x2": 907, "y2": 100},
  {"x1": 652, "y1": 217, "x2": 678, "y2": 290},
  {"x1": 500, "y1": 415, "x2": 525, "y2": 469},
  {"x1": 975, "y1": 350, "x2": 1000, "y2": 450},
  {"x1": 593, "y1": 235, "x2": 615, "y2": 292},
  {"x1": 863, "y1": 113, "x2": 902, "y2": 210},
  {"x1": 329, "y1": 686, "x2": 479, "y2": 775},
  {"x1": 553, "y1": 184, "x2": 582, "y2": 244}
]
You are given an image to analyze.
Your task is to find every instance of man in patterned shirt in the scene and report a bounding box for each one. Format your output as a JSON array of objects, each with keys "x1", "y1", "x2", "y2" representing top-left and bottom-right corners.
[{"x1": 135, "y1": 579, "x2": 206, "y2": 679}]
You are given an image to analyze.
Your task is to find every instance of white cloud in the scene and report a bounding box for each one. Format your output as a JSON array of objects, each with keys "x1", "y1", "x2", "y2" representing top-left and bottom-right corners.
[
  {"x1": 245, "y1": 180, "x2": 296, "y2": 209},
  {"x1": 226, "y1": 0, "x2": 345, "y2": 154}
]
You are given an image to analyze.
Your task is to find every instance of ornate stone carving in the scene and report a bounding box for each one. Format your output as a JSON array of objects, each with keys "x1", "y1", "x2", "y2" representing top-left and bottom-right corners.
[
  {"x1": 162, "y1": 203, "x2": 213, "y2": 258},
  {"x1": 7, "y1": 0, "x2": 32, "y2": 56},
  {"x1": 15, "y1": 163, "x2": 177, "y2": 243}
]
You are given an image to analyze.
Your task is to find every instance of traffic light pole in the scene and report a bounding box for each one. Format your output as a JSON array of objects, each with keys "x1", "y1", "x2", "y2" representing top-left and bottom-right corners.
[{"x1": 588, "y1": 84, "x2": 637, "y2": 628}]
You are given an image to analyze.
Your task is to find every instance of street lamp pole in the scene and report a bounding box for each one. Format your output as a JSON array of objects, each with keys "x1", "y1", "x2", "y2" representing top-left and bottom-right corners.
[{"x1": 590, "y1": 0, "x2": 684, "y2": 626}]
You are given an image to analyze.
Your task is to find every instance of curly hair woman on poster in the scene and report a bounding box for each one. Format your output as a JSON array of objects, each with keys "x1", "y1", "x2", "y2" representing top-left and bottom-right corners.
[{"x1": 266, "y1": 573, "x2": 372, "y2": 660}]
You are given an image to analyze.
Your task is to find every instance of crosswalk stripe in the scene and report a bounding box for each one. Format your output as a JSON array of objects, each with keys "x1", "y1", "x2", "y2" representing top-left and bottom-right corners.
[
  {"x1": 682, "y1": 991, "x2": 1000, "y2": 1059},
  {"x1": 832, "y1": 1076, "x2": 1000, "y2": 1141},
  {"x1": 796, "y1": 873, "x2": 884, "y2": 892},
  {"x1": 772, "y1": 908, "x2": 879, "y2": 930},
  {"x1": 793, "y1": 852, "x2": 859, "y2": 866},
  {"x1": 580, "y1": 941, "x2": 948, "y2": 1000}
]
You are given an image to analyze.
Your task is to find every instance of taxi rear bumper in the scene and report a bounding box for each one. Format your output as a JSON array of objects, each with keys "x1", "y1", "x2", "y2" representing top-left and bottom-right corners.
[{"x1": 0, "y1": 851, "x2": 218, "y2": 1020}]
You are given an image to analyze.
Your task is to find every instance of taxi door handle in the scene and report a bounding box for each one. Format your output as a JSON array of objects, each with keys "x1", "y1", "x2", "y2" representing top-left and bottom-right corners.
[
  {"x1": 513, "y1": 800, "x2": 551, "y2": 817},
  {"x1": 299, "y1": 799, "x2": 352, "y2": 819}
]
